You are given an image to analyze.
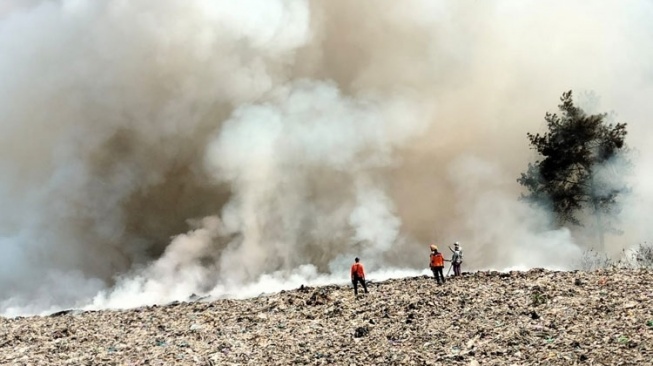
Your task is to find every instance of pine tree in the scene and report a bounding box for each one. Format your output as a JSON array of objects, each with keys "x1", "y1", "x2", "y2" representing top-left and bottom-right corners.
[{"x1": 518, "y1": 91, "x2": 629, "y2": 249}]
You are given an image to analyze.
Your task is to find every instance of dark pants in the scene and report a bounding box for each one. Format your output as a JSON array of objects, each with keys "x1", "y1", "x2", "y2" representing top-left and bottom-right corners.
[
  {"x1": 431, "y1": 266, "x2": 445, "y2": 284},
  {"x1": 352, "y1": 277, "x2": 368, "y2": 295},
  {"x1": 453, "y1": 262, "x2": 462, "y2": 276}
]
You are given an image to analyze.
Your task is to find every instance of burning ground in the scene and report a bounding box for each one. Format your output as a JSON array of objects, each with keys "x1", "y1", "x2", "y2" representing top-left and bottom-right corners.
[{"x1": 1, "y1": 269, "x2": 652, "y2": 365}]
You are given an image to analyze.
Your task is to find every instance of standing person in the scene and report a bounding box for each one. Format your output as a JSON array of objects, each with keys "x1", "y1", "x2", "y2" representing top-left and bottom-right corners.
[
  {"x1": 449, "y1": 242, "x2": 463, "y2": 277},
  {"x1": 350, "y1": 257, "x2": 368, "y2": 296},
  {"x1": 429, "y1": 245, "x2": 446, "y2": 284}
]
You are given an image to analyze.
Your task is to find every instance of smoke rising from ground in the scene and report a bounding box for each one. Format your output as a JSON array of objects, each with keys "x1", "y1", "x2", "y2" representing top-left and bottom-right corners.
[{"x1": 0, "y1": 0, "x2": 652, "y2": 315}]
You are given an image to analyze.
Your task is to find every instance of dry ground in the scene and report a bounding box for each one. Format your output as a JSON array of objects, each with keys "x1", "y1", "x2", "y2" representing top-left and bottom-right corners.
[{"x1": 1, "y1": 269, "x2": 652, "y2": 365}]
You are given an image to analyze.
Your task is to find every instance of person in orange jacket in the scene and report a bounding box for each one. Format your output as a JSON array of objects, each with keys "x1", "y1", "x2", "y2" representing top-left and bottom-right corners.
[
  {"x1": 429, "y1": 245, "x2": 446, "y2": 284},
  {"x1": 350, "y1": 257, "x2": 368, "y2": 295}
]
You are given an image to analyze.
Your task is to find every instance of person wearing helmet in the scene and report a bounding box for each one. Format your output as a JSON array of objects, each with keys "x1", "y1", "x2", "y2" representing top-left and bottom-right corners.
[
  {"x1": 449, "y1": 242, "x2": 463, "y2": 277},
  {"x1": 429, "y1": 245, "x2": 446, "y2": 284},
  {"x1": 350, "y1": 257, "x2": 368, "y2": 296}
]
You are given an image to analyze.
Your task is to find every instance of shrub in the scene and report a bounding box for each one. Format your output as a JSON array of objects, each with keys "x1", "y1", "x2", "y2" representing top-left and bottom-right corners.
[
  {"x1": 629, "y1": 242, "x2": 653, "y2": 269},
  {"x1": 577, "y1": 248, "x2": 614, "y2": 270}
]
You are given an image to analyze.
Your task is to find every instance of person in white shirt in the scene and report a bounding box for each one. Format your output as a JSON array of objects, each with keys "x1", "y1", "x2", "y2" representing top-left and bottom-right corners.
[{"x1": 449, "y1": 242, "x2": 463, "y2": 276}]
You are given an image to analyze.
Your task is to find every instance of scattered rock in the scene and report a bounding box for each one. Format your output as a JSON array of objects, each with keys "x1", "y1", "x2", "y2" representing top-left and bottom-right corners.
[
  {"x1": 48, "y1": 309, "x2": 73, "y2": 317},
  {"x1": 354, "y1": 326, "x2": 369, "y2": 338},
  {"x1": 188, "y1": 293, "x2": 208, "y2": 302},
  {"x1": 574, "y1": 278, "x2": 583, "y2": 286}
]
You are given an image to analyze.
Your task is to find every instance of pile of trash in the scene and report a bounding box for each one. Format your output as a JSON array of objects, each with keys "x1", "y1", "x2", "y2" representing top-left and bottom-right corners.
[{"x1": 1, "y1": 269, "x2": 652, "y2": 365}]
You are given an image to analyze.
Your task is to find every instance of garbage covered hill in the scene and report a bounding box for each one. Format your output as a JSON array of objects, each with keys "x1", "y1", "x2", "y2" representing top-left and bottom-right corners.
[{"x1": 1, "y1": 269, "x2": 652, "y2": 365}]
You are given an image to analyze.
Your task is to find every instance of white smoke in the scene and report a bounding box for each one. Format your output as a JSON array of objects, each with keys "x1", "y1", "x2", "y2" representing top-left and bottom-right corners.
[
  {"x1": 447, "y1": 155, "x2": 581, "y2": 269},
  {"x1": 205, "y1": 80, "x2": 427, "y2": 282},
  {"x1": 1, "y1": 0, "x2": 653, "y2": 315}
]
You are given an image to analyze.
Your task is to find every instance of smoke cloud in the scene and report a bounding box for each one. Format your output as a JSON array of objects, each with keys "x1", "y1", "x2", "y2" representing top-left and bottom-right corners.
[{"x1": 0, "y1": 0, "x2": 652, "y2": 315}]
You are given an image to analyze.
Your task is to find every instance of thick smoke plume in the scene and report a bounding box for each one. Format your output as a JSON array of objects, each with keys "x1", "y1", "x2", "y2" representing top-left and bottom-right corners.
[{"x1": 1, "y1": 0, "x2": 652, "y2": 315}]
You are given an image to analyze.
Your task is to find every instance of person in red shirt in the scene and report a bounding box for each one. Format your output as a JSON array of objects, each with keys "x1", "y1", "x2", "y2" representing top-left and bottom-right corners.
[{"x1": 350, "y1": 257, "x2": 368, "y2": 295}]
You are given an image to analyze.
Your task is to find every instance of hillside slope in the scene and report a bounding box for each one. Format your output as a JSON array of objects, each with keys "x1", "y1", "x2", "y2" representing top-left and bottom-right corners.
[{"x1": 1, "y1": 269, "x2": 652, "y2": 365}]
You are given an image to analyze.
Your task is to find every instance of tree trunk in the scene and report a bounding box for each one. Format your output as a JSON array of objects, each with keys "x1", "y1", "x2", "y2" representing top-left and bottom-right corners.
[
  {"x1": 589, "y1": 173, "x2": 605, "y2": 252},
  {"x1": 595, "y1": 207, "x2": 605, "y2": 252}
]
